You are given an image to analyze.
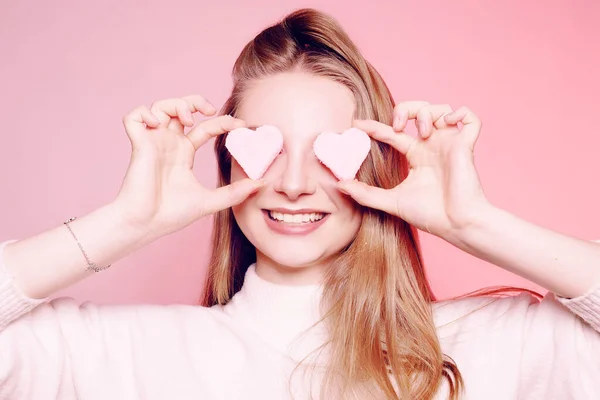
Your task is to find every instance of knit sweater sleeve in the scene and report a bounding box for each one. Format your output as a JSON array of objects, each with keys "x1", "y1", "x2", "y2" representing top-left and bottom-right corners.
[
  {"x1": 555, "y1": 283, "x2": 600, "y2": 333},
  {"x1": 0, "y1": 240, "x2": 113, "y2": 398},
  {"x1": 0, "y1": 241, "x2": 47, "y2": 331},
  {"x1": 518, "y1": 288, "x2": 600, "y2": 398},
  {"x1": 0, "y1": 240, "x2": 216, "y2": 399},
  {"x1": 553, "y1": 239, "x2": 600, "y2": 332},
  {"x1": 434, "y1": 283, "x2": 600, "y2": 398}
]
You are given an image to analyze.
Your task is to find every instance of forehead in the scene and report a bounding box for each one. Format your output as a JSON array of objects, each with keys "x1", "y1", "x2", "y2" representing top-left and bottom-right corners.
[{"x1": 236, "y1": 72, "x2": 355, "y2": 138}]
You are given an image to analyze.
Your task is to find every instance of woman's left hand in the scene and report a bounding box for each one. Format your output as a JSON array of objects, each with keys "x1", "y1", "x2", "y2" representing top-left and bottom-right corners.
[{"x1": 338, "y1": 101, "x2": 492, "y2": 238}]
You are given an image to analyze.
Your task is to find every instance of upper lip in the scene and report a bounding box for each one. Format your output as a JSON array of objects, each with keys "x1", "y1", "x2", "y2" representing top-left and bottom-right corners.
[{"x1": 265, "y1": 208, "x2": 329, "y2": 214}]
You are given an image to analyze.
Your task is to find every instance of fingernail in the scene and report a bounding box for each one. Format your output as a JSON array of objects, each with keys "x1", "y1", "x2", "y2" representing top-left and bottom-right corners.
[
  {"x1": 419, "y1": 121, "x2": 428, "y2": 135},
  {"x1": 337, "y1": 183, "x2": 350, "y2": 195}
]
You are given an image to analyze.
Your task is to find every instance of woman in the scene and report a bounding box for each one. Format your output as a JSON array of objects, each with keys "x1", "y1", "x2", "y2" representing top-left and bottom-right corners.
[{"x1": 1, "y1": 8, "x2": 598, "y2": 400}]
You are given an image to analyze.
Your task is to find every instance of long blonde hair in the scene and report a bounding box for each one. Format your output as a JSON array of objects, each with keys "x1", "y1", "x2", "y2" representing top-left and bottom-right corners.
[{"x1": 202, "y1": 8, "x2": 484, "y2": 399}]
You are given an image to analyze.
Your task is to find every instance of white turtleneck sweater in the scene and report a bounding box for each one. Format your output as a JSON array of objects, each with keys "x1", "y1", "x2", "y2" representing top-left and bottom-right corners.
[{"x1": 0, "y1": 241, "x2": 599, "y2": 399}]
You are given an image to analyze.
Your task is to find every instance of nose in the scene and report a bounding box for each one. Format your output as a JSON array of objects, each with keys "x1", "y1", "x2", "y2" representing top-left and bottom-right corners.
[{"x1": 272, "y1": 151, "x2": 317, "y2": 201}]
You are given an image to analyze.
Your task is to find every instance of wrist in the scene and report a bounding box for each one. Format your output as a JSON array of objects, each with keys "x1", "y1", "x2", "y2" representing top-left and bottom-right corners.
[
  {"x1": 447, "y1": 201, "x2": 502, "y2": 250},
  {"x1": 102, "y1": 202, "x2": 158, "y2": 246},
  {"x1": 2, "y1": 203, "x2": 160, "y2": 299}
]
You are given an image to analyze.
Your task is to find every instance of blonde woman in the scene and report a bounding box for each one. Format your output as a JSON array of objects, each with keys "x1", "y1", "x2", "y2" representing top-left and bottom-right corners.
[{"x1": 1, "y1": 8, "x2": 598, "y2": 400}]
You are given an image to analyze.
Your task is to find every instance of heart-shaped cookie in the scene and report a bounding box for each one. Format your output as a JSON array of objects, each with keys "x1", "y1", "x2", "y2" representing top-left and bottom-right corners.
[
  {"x1": 225, "y1": 125, "x2": 283, "y2": 180},
  {"x1": 313, "y1": 128, "x2": 371, "y2": 181}
]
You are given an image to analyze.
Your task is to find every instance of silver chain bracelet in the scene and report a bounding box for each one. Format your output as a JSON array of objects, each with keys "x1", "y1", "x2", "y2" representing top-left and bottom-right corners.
[{"x1": 64, "y1": 217, "x2": 111, "y2": 273}]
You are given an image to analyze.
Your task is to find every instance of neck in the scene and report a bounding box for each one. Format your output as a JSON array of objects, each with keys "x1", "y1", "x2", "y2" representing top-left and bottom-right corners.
[{"x1": 223, "y1": 264, "x2": 328, "y2": 360}]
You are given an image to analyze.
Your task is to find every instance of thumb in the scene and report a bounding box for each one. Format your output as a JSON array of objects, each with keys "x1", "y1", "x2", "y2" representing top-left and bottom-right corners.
[
  {"x1": 337, "y1": 180, "x2": 395, "y2": 214},
  {"x1": 204, "y1": 179, "x2": 265, "y2": 214}
]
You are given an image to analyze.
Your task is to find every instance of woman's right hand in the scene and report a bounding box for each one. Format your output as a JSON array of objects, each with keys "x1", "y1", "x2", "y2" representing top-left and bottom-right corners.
[{"x1": 114, "y1": 95, "x2": 263, "y2": 238}]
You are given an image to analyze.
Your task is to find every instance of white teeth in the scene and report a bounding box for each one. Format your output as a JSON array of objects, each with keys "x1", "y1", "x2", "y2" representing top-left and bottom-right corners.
[{"x1": 269, "y1": 211, "x2": 325, "y2": 223}]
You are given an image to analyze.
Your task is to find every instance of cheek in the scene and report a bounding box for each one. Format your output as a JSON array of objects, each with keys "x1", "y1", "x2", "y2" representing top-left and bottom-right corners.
[
  {"x1": 232, "y1": 199, "x2": 255, "y2": 241},
  {"x1": 332, "y1": 188, "x2": 361, "y2": 215},
  {"x1": 231, "y1": 167, "x2": 261, "y2": 236},
  {"x1": 230, "y1": 160, "x2": 245, "y2": 183},
  {"x1": 333, "y1": 190, "x2": 363, "y2": 228}
]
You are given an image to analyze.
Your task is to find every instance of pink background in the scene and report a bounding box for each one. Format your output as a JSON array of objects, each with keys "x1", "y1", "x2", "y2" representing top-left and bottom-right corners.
[{"x1": 0, "y1": 0, "x2": 598, "y2": 304}]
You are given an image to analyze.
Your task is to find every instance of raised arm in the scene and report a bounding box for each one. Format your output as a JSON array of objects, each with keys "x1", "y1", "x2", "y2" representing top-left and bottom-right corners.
[
  {"x1": 340, "y1": 101, "x2": 599, "y2": 300},
  {"x1": 2, "y1": 95, "x2": 262, "y2": 304}
]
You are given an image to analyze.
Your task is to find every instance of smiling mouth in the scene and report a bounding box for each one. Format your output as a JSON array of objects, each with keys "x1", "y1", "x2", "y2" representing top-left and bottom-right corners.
[{"x1": 265, "y1": 210, "x2": 328, "y2": 224}]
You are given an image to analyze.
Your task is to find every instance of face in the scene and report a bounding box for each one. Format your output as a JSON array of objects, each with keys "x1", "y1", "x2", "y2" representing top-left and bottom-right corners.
[{"x1": 232, "y1": 72, "x2": 363, "y2": 284}]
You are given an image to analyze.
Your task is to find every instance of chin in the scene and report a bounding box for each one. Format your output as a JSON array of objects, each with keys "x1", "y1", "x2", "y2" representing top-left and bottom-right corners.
[{"x1": 259, "y1": 246, "x2": 329, "y2": 269}]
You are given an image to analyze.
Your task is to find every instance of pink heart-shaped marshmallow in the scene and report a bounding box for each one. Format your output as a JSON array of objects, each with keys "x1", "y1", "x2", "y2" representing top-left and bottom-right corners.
[
  {"x1": 225, "y1": 125, "x2": 283, "y2": 180},
  {"x1": 313, "y1": 128, "x2": 371, "y2": 181}
]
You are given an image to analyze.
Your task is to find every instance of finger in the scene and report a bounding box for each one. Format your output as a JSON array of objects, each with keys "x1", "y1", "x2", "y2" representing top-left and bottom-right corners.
[
  {"x1": 393, "y1": 101, "x2": 430, "y2": 132},
  {"x1": 151, "y1": 95, "x2": 216, "y2": 117},
  {"x1": 394, "y1": 101, "x2": 454, "y2": 139},
  {"x1": 180, "y1": 94, "x2": 218, "y2": 116},
  {"x1": 353, "y1": 119, "x2": 416, "y2": 154},
  {"x1": 176, "y1": 95, "x2": 217, "y2": 132},
  {"x1": 150, "y1": 98, "x2": 189, "y2": 130},
  {"x1": 186, "y1": 115, "x2": 247, "y2": 150},
  {"x1": 417, "y1": 104, "x2": 454, "y2": 139},
  {"x1": 166, "y1": 102, "x2": 190, "y2": 132},
  {"x1": 337, "y1": 180, "x2": 397, "y2": 215},
  {"x1": 444, "y1": 106, "x2": 482, "y2": 148},
  {"x1": 151, "y1": 108, "x2": 171, "y2": 126},
  {"x1": 141, "y1": 108, "x2": 161, "y2": 128},
  {"x1": 430, "y1": 104, "x2": 454, "y2": 131},
  {"x1": 177, "y1": 102, "x2": 194, "y2": 127},
  {"x1": 122, "y1": 106, "x2": 159, "y2": 141},
  {"x1": 204, "y1": 179, "x2": 265, "y2": 214},
  {"x1": 392, "y1": 108, "x2": 408, "y2": 132},
  {"x1": 416, "y1": 108, "x2": 433, "y2": 138}
]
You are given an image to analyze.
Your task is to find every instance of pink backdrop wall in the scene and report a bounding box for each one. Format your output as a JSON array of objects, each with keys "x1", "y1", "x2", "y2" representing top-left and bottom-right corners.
[{"x1": 0, "y1": 0, "x2": 598, "y2": 304}]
